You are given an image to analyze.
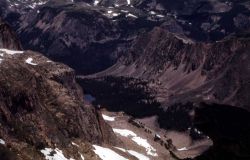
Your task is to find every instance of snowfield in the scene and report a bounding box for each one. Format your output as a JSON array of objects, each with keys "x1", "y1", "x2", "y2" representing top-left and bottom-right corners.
[
  {"x1": 113, "y1": 128, "x2": 158, "y2": 157},
  {"x1": 93, "y1": 145, "x2": 128, "y2": 160}
]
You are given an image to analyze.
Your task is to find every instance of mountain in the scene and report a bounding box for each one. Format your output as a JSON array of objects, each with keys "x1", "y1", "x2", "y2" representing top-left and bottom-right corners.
[
  {"x1": 75, "y1": 14, "x2": 250, "y2": 160},
  {"x1": 0, "y1": 18, "x2": 119, "y2": 160},
  {"x1": 5, "y1": 0, "x2": 168, "y2": 74},
  {"x1": 76, "y1": 29, "x2": 250, "y2": 159},
  {"x1": 1, "y1": 16, "x2": 172, "y2": 160},
  {"x1": 1, "y1": 0, "x2": 250, "y2": 160},
  {"x1": 91, "y1": 27, "x2": 250, "y2": 111},
  {"x1": 1, "y1": 0, "x2": 249, "y2": 74}
]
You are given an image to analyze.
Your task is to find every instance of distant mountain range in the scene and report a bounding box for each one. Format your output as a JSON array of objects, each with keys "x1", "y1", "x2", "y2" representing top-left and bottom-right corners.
[
  {"x1": 0, "y1": 0, "x2": 250, "y2": 160},
  {"x1": 1, "y1": 0, "x2": 249, "y2": 74}
]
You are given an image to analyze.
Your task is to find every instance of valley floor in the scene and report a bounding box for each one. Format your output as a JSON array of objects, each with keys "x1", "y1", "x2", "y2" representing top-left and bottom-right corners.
[{"x1": 100, "y1": 109, "x2": 213, "y2": 160}]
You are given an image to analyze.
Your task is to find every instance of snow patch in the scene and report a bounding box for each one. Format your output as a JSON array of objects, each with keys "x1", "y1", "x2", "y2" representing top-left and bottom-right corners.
[
  {"x1": 94, "y1": 0, "x2": 100, "y2": 6},
  {"x1": 113, "y1": 128, "x2": 137, "y2": 137},
  {"x1": 103, "y1": 10, "x2": 120, "y2": 18},
  {"x1": 79, "y1": 153, "x2": 84, "y2": 160},
  {"x1": 112, "y1": 13, "x2": 119, "y2": 17},
  {"x1": 177, "y1": 147, "x2": 188, "y2": 151},
  {"x1": 71, "y1": 142, "x2": 79, "y2": 147},
  {"x1": 149, "y1": 11, "x2": 156, "y2": 15},
  {"x1": 156, "y1": 14, "x2": 164, "y2": 18},
  {"x1": 114, "y1": 147, "x2": 127, "y2": 152},
  {"x1": 0, "y1": 48, "x2": 24, "y2": 55},
  {"x1": 156, "y1": 134, "x2": 161, "y2": 138},
  {"x1": 102, "y1": 114, "x2": 116, "y2": 121},
  {"x1": 132, "y1": 136, "x2": 158, "y2": 156},
  {"x1": 127, "y1": 150, "x2": 150, "y2": 160},
  {"x1": 194, "y1": 128, "x2": 202, "y2": 135},
  {"x1": 113, "y1": 128, "x2": 158, "y2": 156},
  {"x1": 93, "y1": 145, "x2": 128, "y2": 160},
  {"x1": 126, "y1": 13, "x2": 138, "y2": 18},
  {"x1": 121, "y1": 10, "x2": 129, "y2": 13},
  {"x1": 0, "y1": 139, "x2": 5, "y2": 145},
  {"x1": 41, "y1": 148, "x2": 75, "y2": 160},
  {"x1": 25, "y1": 57, "x2": 38, "y2": 65},
  {"x1": 28, "y1": 1, "x2": 47, "y2": 9}
]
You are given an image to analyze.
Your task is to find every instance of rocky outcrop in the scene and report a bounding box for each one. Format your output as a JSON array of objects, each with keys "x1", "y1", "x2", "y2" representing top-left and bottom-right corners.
[
  {"x1": 0, "y1": 19, "x2": 119, "y2": 159},
  {"x1": 0, "y1": 50, "x2": 116, "y2": 143},
  {"x1": 0, "y1": 18, "x2": 22, "y2": 50}
]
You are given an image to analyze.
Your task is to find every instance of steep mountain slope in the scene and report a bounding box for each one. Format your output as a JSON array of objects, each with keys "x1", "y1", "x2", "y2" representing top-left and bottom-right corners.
[
  {"x1": 1, "y1": 17, "x2": 171, "y2": 160},
  {"x1": 0, "y1": 18, "x2": 119, "y2": 160},
  {"x1": 91, "y1": 27, "x2": 250, "y2": 111},
  {"x1": 2, "y1": 0, "x2": 170, "y2": 74}
]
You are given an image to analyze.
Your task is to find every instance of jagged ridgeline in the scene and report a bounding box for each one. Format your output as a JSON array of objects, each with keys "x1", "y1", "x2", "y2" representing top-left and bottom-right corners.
[{"x1": 3, "y1": 0, "x2": 250, "y2": 74}]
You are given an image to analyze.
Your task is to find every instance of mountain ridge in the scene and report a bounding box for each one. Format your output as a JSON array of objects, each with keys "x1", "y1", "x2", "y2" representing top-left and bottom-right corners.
[{"x1": 0, "y1": 17, "x2": 119, "y2": 160}]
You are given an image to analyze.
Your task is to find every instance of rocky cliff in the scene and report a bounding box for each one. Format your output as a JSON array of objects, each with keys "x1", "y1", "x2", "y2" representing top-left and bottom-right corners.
[
  {"x1": 0, "y1": 19, "x2": 118, "y2": 160},
  {"x1": 0, "y1": 18, "x2": 22, "y2": 50}
]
